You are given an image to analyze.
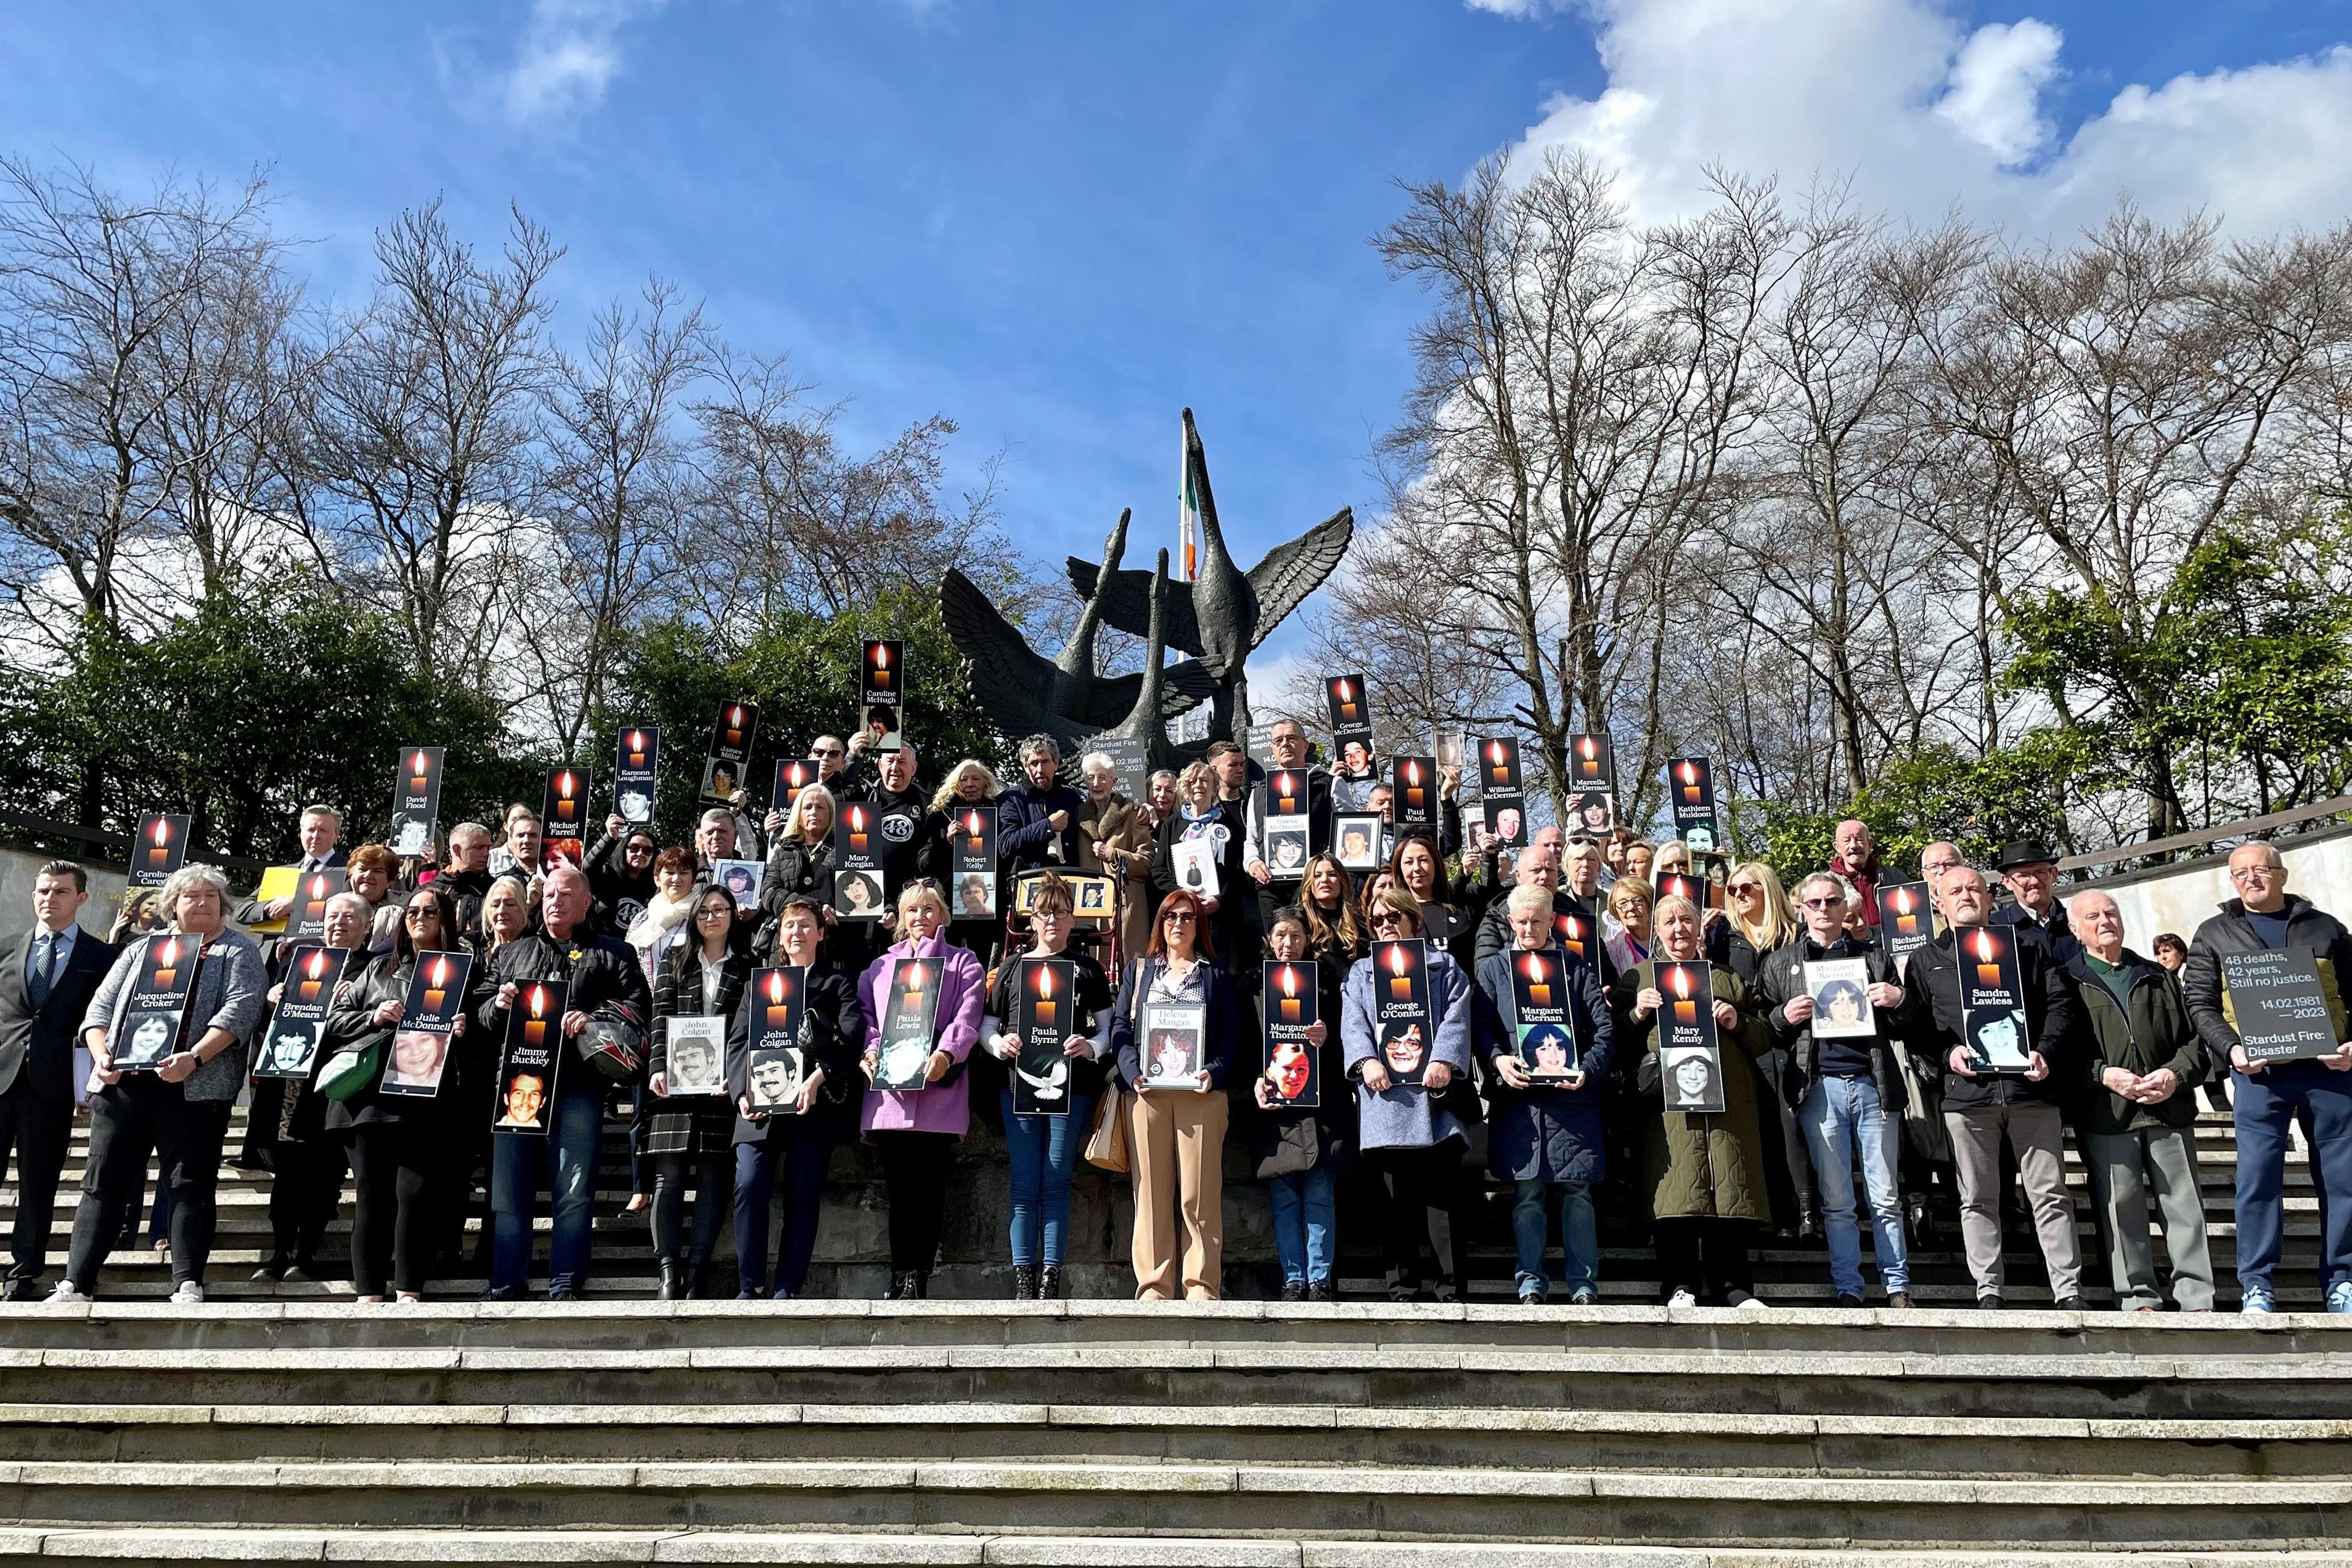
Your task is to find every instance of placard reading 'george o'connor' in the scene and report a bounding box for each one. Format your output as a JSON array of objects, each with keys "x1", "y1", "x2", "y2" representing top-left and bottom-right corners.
[
  {"x1": 613, "y1": 727, "x2": 660, "y2": 827},
  {"x1": 254, "y1": 944, "x2": 351, "y2": 1079},
  {"x1": 1372, "y1": 937, "x2": 1433, "y2": 1087},
  {"x1": 2222, "y1": 949, "x2": 2342, "y2": 1064},
  {"x1": 495, "y1": 978, "x2": 567, "y2": 1133},
  {"x1": 128, "y1": 812, "x2": 190, "y2": 889}
]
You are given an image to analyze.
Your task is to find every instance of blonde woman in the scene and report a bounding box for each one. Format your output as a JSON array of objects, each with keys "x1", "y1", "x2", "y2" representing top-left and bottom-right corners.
[
  {"x1": 1720, "y1": 860, "x2": 1818, "y2": 1243},
  {"x1": 926, "y1": 758, "x2": 1005, "y2": 966},
  {"x1": 761, "y1": 782, "x2": 841, "y2": 949}
]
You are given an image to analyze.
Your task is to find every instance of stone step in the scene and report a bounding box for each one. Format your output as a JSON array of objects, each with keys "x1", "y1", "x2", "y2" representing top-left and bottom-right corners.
[
  {"x1": 0, "y1": 1458, "x2": 2345, "y2": 1549},
  {"x1": 0, "y1": 1399, "x2": 2344, "y2": 1480}
]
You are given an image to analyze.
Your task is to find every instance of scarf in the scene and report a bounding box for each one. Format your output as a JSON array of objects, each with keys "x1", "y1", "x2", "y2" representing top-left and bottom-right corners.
[{"x1": 626, "y1": 888, "x2": 695, "y2": 962}]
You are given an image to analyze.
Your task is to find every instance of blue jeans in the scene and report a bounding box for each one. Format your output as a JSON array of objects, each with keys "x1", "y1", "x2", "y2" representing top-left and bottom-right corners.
[
  {"x1": 1512, "y1": 1178, "x2": 1596, "y2": 1293},
  {"x1": 733, "y1": 1132, "x2": 835, "y2": 1298},
  {"x1": 1001, "y1": 1090, "x2": 1094, "y2": 1268},
  {"x1": 1800, "y1": 1072, "x2": 1909, "y2": 1296},
  {"x1": 1268, "y1": 1168, "x2": 1337, "y2": 1285},
  {"x1": 2234, "y1": 1063, "x2": 2352, "y2": 1294},
  {"x1": 490, "y1": 1084, "x2": 603, "y2": 1294}
]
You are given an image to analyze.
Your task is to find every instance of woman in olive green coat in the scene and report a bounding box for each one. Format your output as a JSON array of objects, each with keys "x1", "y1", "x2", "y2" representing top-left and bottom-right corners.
[{"x1": 1610, "y1": 893, "x2": 1774, "y2": 1308}]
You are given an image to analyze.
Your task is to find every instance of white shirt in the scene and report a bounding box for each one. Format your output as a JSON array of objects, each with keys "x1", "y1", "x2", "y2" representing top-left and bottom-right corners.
[{"x1": 698, "y1": 952, "x2": 727, "y2": 1013}]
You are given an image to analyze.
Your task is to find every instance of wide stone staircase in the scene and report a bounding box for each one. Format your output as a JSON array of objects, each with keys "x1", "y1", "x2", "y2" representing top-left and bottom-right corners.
[{"x1": 0, "y1": 1101, "x2": 2344, "y2": 1563}]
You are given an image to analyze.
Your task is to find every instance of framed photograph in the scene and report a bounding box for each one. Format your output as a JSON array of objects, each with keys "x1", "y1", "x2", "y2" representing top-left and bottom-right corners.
[
  {"x1": 1072, "y1": 873, "x2": 1114, "y2": 921},
  {"x1": 712, "y1": 857, "x2": 766, "y2": 912},
  {"x1": 1334, "y1": 813, "x2": 1383, "y2": 873},
  {"x1": 1804, "y1": 957, "x2": 1875, "y2": 1040},
  {"x1": 1139, "y1": 1001, "x2": 1206, "y2": 1090},
  {"x1": 664, "y1": 1015, "x2": 727, "y2": 1096},
  {"x1": 1170, "y1": 836, "x2": 1221, "y2": 899},
  {"x1": 1564, "y1": 790, "x2": 1615, "y2": 838}
]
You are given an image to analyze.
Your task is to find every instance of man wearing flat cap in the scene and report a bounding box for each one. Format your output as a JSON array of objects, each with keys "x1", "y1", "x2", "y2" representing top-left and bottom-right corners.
[{"x1": 1993, "y1": 840, "x2": 2081, "y2": 966}]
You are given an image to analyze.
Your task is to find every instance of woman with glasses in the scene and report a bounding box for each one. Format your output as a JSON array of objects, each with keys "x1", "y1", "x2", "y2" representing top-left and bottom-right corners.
[
  {"x1": 1113, "y1": 888, "x2": 1239, "y2": 1299},
  {"x1": 857, "y1": 880, "x2": 986, "y2": 1299},
  {"x1": 586, "y1": 819, "x2": 661, "y2": 933},
  {"x1": 645, "y1": 886, "x2": 751, "y2": 1298},
  {"x1": 1606, "y1": 878, "x2": 1655, "y2": 974},
  {"x1": 253, "y1": 890, "x2": 379, "y2": 1284},
  {"x1": 323, "y1": 883, "x2": 473, "y2": 1303},
  {"x1": 1149, "y1": 761, "x2": 1246, "y2": 966},
  {"x1": 980, "y1": 873, "x2": 1113, "y2": 1298},
  {"x1": 1715, "y1": 862, "x2": 1816, "y2": 1242},
  {"x1": 1342, "y1": 886, "x2": 1477, "y2": 1301},
  {"x1": 1612, "y1": 893, "x2": 1774, "y2": 1307},
  {"x1": 730, "y1": 895, "x2": 863, "y2": 1299}
]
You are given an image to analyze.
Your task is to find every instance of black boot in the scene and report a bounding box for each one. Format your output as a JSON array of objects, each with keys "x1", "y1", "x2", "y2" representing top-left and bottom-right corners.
[
  {"x1": 886, "y1": 1270, "x2": 915, "y2": 1301},
  {"x1": 657, "y1": 1257, "x2": 685, "y2": 1301},
  {"x1": 1795, "y1": 1202, "x2": 1823, "y2": 1244},
  {"x1": 1012, "y1": 1265, "x2": 1039, "y2": 1300},
  {"x1": 910, "y1": 1270, "x2": 931, "y2": 1300},
  {"x1": 1039, "y1": 1265, "x2": 1064, "y2": 1301},
  {"x1": 1903, "y1": 1191, "x2": 1933, "y2": 1248}
]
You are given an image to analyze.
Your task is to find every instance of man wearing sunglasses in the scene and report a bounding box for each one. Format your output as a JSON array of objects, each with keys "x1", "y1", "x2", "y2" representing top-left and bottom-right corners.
[{"x1": 2183, "y1": 842, "x2": 2352, "y2": 1313}]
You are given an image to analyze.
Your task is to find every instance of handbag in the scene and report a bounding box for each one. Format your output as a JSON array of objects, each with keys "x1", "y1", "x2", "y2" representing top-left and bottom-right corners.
[
  {"x1": 1084, "y1": 1085, "x2": 1131, "y2": 1174},
  {"x1": 317, "y1": 1039, "x2": 382, "y2": 1102}
]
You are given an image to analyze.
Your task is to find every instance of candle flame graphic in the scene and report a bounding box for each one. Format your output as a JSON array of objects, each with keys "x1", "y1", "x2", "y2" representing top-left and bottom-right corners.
[
  {"x1": 309, "y1": 875, "x2": 327, "y2": 897},
  {"x1": 728, "y1": 706, "x2": 743, "y2": 726},
  {"x1": 767, "y1": 971, "x2": 786, "y2": 1004},
  {"x1": 429, "y1": 956, "x2": 449, "y2": 987},
  {"x1": 1579, "y1": 737, "x2": 1597, "y2": 761},
  {"x1": 1387, "y1": 945, "x2": 1410, "y2": 979},
  {"x1": 151, "y1": 819, "x2": 169, "y2": 847},
  {"x1": 1336, "y1": 678, "x2": 1352, "y2": 703},
  {"x1": 873, "y1": 644, "x2": 889, "y2": 669},
  {"x1": 1564, "y1": 915, "x2": 1582, "y2": 940},
  {"x1": 627, "y1": 730, "x2": 643, "y2": 750},
  {"x1": 1488, "y1": 740, "x2": 1505, "y2": 765},
  {"x1": 305, "y1": 949, "x2": 327, "y2": 980},
  {"x1": 557, "y1": 770, "x2": 574, "y2": 797},
  {"x1": 1522, "y1": 952, "x2": 1546, "y2": 982},
  {"x1": 157, "y1": 938, "x2": 179, "y2": 966},
  {"x1": 1036, "y1": 966, "x2": 1055, "y2": 1000},
  {"x1": 1974, "y1": 929, "x2": 1997, "y2": 963},
  {"x1": 1680, "y1": 759, "x2": 1699, "y2": 786},
  {"x1": 848, "y1": 806, "x2": 866, "y2": 830},
  {"x1": 1405, "y1": 759, "x2": 1423, "y2": 786},
  {"x1": 1671, "y1": 965, "x2": 1692, "y2": 1000},
  {"x1": 1894, "y1": 887, "x2": 1914, "y2": 915},
  {"x1": 1281, "y1": 966, "x2": 1298, "y2": 999},
  {"x1": 529, "y1": 985, "x2": 547, "y2": 1018},
  {"x1": 964, "y1": 810, "x2": 982, "y2": 835}
]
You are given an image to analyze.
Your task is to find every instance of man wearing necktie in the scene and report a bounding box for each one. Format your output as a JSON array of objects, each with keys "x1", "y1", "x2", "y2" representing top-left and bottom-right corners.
[{"x1": 0, "y1": 863, "x2": 118, "y2": 1298}]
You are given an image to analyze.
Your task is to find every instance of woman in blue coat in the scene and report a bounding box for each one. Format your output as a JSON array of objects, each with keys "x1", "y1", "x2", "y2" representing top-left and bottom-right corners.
[
  {"x1": 1476, "y1": 884, "x2": 1615, "y2": 1304},
  {"x1": 1341, "y1": 884, "x2": 1476, "y2": 1300}
]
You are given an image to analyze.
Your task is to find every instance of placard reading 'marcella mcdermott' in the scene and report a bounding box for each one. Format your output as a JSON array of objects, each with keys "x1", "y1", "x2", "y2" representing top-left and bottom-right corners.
[{"x1": 2223, "y1": 949, "x2": 2341, "y2": 1064}]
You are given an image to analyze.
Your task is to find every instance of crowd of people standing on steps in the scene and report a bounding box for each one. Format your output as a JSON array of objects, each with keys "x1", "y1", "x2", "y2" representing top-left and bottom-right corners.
[{"x1": 1, "y1": 717, "x2": 2347, "y2": 1315}]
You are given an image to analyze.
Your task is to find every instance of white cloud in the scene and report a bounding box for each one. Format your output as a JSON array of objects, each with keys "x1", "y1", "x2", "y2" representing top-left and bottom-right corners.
[
  {"x1": 501, "y1": 0, "x2": 669, "y2": 125},
  {"x1": 1464, "y1": 0, "x2": 1573, "y2": 15},
  {"x1": 1493, "y1": 0, "x2": 2352, "y2": 238},
  {"x1": 1935, "y1": 19, "x2": 2061, "y2": 166}
]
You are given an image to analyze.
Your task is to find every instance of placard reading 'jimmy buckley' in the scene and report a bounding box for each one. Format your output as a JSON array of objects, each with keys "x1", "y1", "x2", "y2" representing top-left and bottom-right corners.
[
  {"x1": 254, "y1": 944, "x2": 352, "y2": 1079},
  {"x1": 1013, "y1": 958, "x2": 1076, "y2": 1116},
  {"x1": 873, "y1": 957, "x2": 942, "y2": 1090},
  {"x1": 113, "y1": 934, "x2": 203, "y2": 1072},
  {"x1": 613, "y1": 727, "x2": 660, "y2": 827},
  {"x1": 1513, "y1": 946, "x2": 1582, "y2": 1081},
  {"x1": 541, "y1": 766, "x2": 589, "y2": 863},
  {"x1": 1665, "y1": 756, "x2": 1720, "y2": 852},
  {"x1": 389, "y1": 747, "x2": 445, "y2": 858},
  {"x1": 2222, "y1": 949, "x2": 2342, "y2": 1064},
  {"x1": 1657, "y1": 960, "x2": 1725, "y2": 1114},
  {"x1": 743, "y1": 966, "x2": 807, "y2": 1114},
  {"x1": 1372, "y1": 937, "x2": 1434, "y2": 1087},
  {"x1": 1262, "y1": 959, "x2": 1320, "y2": 1109},
  {"x1": 1955, "y1": 925, "x2": 2034, "y2": 1074},
  {"x1": 128, "y1": 812, "x2": 190, "y2": 889},
  {"x1": 861, "y1": 639, "x2": 905, "y2": 754},
  {"x1": 494, "y1": 978, "x2": 566, "y2": 1133},
  {"x1": 382, "y1": 949, "x2": 472, "y2": 1098}
]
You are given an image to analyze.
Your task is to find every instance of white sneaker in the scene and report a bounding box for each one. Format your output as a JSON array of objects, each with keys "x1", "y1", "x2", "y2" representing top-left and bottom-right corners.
[
  {"x1": 46, "y1": 1281, "x2": 85, "y2": 1304},
  {"x1": 1733, "y1": 1293, "x2": 1773, "y2": 1311},
  {"x1": 1667, "y1": 1289, "x2": 1698, "y2": 1309},
  {"x1": 168, "y1": 1281, "x2": 205, "y2": 1305}
]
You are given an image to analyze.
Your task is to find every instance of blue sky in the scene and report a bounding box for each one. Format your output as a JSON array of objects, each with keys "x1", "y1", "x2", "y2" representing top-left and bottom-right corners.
[{"x1": 7, "y1": 0, "x2": 2350, "y2": 655}]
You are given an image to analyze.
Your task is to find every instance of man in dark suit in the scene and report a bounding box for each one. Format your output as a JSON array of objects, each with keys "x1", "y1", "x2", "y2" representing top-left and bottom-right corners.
[
  {"x1": 233, "y1": 804, "x2": 346, "y2": 928},
  {"x1": 0, "y1": 862, "x2": 118, "y2": 1298}
]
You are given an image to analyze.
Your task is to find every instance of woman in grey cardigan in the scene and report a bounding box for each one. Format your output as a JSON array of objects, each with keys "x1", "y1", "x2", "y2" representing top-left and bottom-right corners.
[{"x1": 57, "y1": 865, "x2": 264, "y2": 1304}]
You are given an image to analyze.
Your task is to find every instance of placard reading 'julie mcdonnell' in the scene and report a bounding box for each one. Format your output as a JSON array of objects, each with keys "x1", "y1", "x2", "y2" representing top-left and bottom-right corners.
[{"x1": 2223, "y1": 949, "x2": 2342, "y2": 1064}]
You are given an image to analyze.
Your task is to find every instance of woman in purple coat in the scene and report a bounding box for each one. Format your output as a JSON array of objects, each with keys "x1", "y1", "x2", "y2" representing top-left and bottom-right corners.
[{"x1": 857, "y1": 878, "x2": 986, "y2": 1299}]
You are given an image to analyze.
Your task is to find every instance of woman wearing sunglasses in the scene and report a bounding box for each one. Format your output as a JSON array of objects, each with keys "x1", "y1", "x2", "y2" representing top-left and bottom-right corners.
[{"x1": 1718, "y1": 863, "x2": 1817, "y2": 1244}]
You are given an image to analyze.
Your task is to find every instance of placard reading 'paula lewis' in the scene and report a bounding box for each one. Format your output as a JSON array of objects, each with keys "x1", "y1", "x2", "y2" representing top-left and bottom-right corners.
[{"x1": 873, "y1": 957, "x2": 942, "y2": 1090}]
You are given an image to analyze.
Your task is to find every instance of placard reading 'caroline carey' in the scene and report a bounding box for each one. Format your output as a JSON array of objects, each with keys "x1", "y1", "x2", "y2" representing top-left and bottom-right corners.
[
  {"x1": 389, "y1": 747, "x2": 444, "y2": 859},
  {"x1": 1657, "y1": 960, "x2": 1725, "y2": 1114},
  {"x1": 383, "y1": 950, "x2": 472, "y2": 1098},
  {"x1": 128, "y1": 812, "x2": 190, "y2": 889},
  {"x1": 494, "y1": 978, "x2": 566, "y2": 1133},
  {"x1": 1372, "y1": 937, "x2": 1434, "y2": 1087},
  {"x1": 255, "y1": 944, "x2": 352, "y2": 1079},
  {"x1": 613, "y1": 727, "x2": 660, "y2": 827},
  {"x1": 1013, "y1": 958, "x2": 1076, "y2": 1116},
  {"x1": 1262, "y1": 960, "x2": 1320, "y2": 1109}
]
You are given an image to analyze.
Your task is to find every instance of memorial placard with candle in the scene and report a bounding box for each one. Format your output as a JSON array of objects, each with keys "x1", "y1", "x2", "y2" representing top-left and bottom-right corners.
[
  {"x1": 128, "y1": 812, "x2": 190, "y2": 889},
  {"x1": 860, "y1": 640, "x2": 905, "y2": 753},
  {"x1": 742, "y1": 966, "x2": 809, "y2": 1114},
  {"x1": 1513, "y1": 946, "x2": 1582, "y2": 1081},
  {"x1": 113, "y1": 934, "x2": 204, "y2": 1072},
  {"x1": 1665, "y1": 756, "x2": 1721, "y2": 851},
  {"x1": 1261, "y1": 959, "x2": 1321, "y2": 1109},
  {"x1": 388, "y1": 746, "x2": 445, "y2": 859},
  {"x1": 1140, "y1": 1002, "x2": 1206, "y2": 1090},
  {"x1": 1876, "y1": 881, "x2": 1934, "y2": 970},
  {"x1": 287, "y1": 867, "x2": 349, "y2": 944},
  {"x1": 1555, "y1": 908, "x2": 1590, "y2": 962},
  {"x1": 700, "y1": 700, "x2": 760, "y2": 803},
  {"x1": 1480, "y1": 794, "x2": 1527, "y2": 849},
  {"x1": 494, "y1": 978, "x2": 566, "y2": 1133},
  {"x1": 383, "y1": 949, "x2": 472, "y2": 1097},
  {"x1": 1657, "y1": 871, "x2": 1706, "y2": 908},
  {"x1": 772, "y1": 757, "x2": 821, "y2": 815},
  {"x1": 1323, "y1": 673, "x2": 1368, "y2": 733},
  {"x1": 2221, "y1": 950, "x2": 2342, "y2": 1064},
  {"x1": 948, "y1": 806, "x2": 998, "y2": 918},
  {"x1": 1567, "y1": 732, "x2": 1615, "y2": 791},
  {"x1": 254, "y1": 944, "x2": 352, "y2": 1079},
  {"x1": 1957, "y1": 925, "x2": 2034, "y2": 1074},
  {"x1": 1392, "y1": 754, "x2": 1438, "y2": 831},
  {"x1": 1261, "y1": 770, "x2": 1310, "y2": 877},
  {"x1": 613, "y1": 726, "x2": 661, "y2": 827},
  {"x1": 1657, "y1": 960, "x2": 1725, "y2": 1113},
  {"x1": 1372, "y1": 937, "x2": 1434, "y2": 1087},
  {"x1": 1333, "y1": 813, "x2": 1382, "y2": 873},
  {"x1": 875, "y1": 957, "x2": 943, "y2": 1090},
  {"x1": 1013, "y1": 958, "x2": 1077, "y2": 1116},
  {"x1": 541, "y1": 766, "x2": 589, "y2": 862},
  {"x1": 1478, "y1": 737, "x2": 1523, "y2": 795},
  {"x1": 833, "y1": 802, "x2": 887, "y2": 920}
]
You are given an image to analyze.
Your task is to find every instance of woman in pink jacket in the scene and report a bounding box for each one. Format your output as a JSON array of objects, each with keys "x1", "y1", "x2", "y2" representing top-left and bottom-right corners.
[{"x1": 857, "y1": 878, "x2": 986, "y2": 1299}]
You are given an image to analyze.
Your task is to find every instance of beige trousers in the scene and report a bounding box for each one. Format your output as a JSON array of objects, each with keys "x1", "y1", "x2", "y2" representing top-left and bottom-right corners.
[{"x1": 1128, "y1": 1088, "x2": 1228, "y2": 1300}]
